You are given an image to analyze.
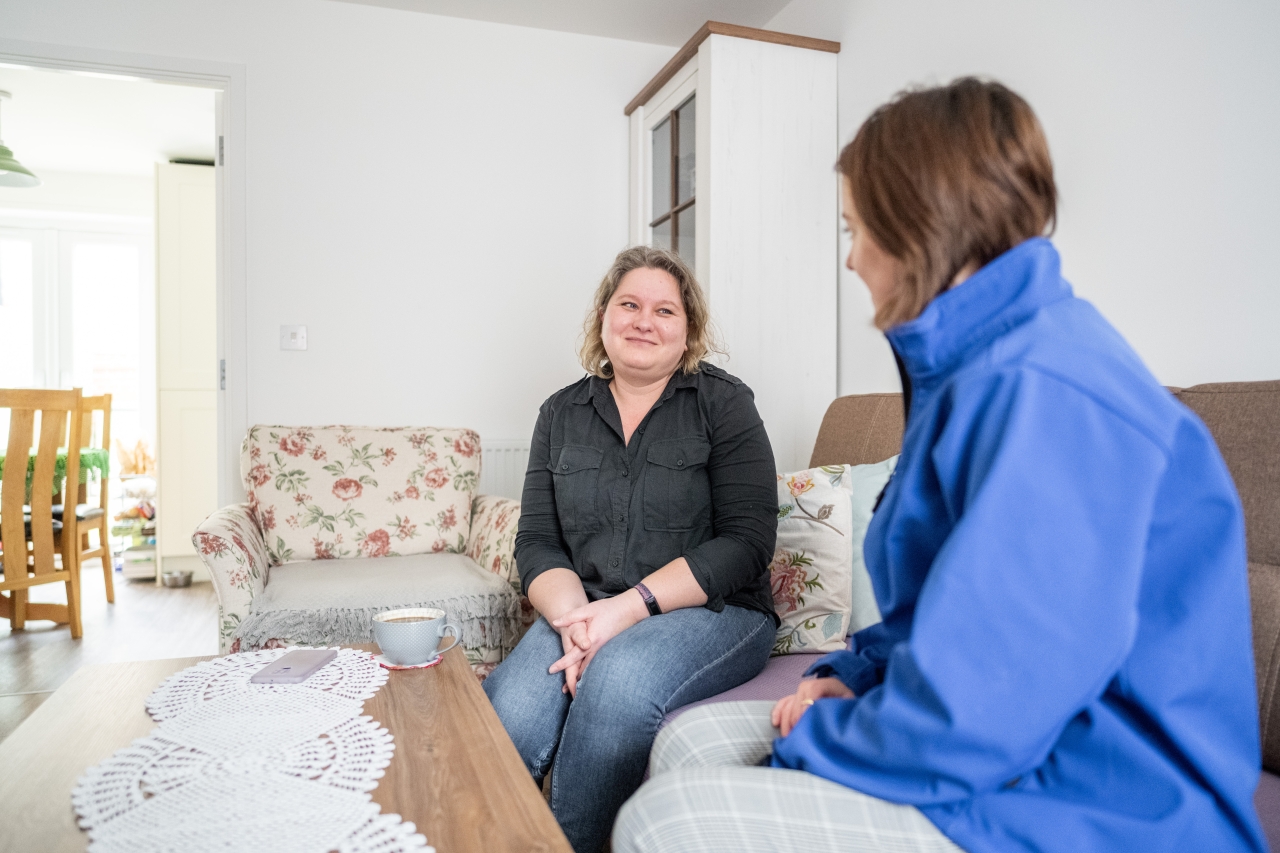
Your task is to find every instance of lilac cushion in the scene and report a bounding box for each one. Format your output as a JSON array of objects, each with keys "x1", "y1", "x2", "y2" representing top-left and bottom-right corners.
[
  {"x1": 662, "y1": 653, "x2": 824, "y2": 726},
  {"x1": 1255, "y1": 770, "x2": 1280, "y2": 851}
]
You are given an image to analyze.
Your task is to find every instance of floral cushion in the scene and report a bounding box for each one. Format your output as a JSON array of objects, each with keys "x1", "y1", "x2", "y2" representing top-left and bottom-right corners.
[
  {"x1": 770, "y1": 466, "x2": 855, "y2": 654},
  {"x1": 769, "y1": 460, "x2": 898, "y2": 654},
  {"x1": 241, "y1": 426, "x2": 481, "y2": 565},
  {"x1": 466, "y1": 494, "x2": 538, "y2": 636}
]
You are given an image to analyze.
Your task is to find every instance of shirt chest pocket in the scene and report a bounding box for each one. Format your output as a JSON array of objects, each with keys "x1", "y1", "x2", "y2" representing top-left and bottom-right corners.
[
  {"x1": 549, "y1": 445, "x2": 604, "y2": 532},
  {"x1": 643, "y1": 438, "x2": 712, "y2": 532}
]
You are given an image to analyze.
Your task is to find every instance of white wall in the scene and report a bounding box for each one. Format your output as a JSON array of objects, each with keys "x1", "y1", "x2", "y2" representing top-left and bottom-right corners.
[
  {"x1": 0, "y1": 171, "x2": 152, "y2": 219},
  {"x1": 766, "y1": 0, "x2": 1280, "y2": 394},
  {"x1": 0, "y1": 0, "x2": 672, "y2": 489}
]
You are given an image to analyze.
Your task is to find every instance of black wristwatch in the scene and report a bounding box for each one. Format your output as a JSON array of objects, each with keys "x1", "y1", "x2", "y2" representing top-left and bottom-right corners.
[{"x1": 634, "y1": 582, "x2": 662, "y2": 617}]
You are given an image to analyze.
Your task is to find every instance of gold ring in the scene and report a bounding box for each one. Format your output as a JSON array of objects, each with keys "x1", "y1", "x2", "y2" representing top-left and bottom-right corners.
[{"x1": 801, "y1": 698, "x2": 815, "y2": 707}]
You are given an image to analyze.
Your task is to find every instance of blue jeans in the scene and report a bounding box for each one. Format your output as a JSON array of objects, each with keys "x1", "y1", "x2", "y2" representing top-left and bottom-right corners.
[{"x1": 482, "y1": 605, "x2": 775, "y2": 853}]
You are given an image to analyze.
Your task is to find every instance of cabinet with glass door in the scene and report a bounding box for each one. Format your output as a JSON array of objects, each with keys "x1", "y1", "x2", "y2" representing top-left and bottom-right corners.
[{"x1": 626, "y1": 22, "x2": 841, "y2": 473}]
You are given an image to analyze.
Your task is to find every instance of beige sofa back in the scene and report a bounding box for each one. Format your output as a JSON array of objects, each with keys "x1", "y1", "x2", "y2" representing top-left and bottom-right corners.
[
  {"x1": 810, "y1": 380, "x2": 1280, "y2": 771},
  {"x1": 1173, "y1": 382, "x2": 1280, "y2": 771}
]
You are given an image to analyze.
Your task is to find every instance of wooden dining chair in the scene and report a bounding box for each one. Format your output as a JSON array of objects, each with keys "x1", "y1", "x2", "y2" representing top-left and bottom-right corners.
[
  {"x1": 0, "y1": 388, "x2": 85, "y2": 638},
  {"x1": 54, "y1": 394, "x2": 114, "y2": 604}
]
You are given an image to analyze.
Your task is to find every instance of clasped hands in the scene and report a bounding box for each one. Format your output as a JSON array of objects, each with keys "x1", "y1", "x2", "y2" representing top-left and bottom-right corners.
[
  {"x1": 547, "y1": 592, "x2": 648, "y2": 698},
  {"x1": 543, "y1": 590, "x2": 856, "y2": 727}
]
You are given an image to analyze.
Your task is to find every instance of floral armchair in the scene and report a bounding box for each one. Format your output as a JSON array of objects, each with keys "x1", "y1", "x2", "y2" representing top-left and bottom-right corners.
[{"x1": 192, "y1": 425, "x2": 534, "y2": 677}]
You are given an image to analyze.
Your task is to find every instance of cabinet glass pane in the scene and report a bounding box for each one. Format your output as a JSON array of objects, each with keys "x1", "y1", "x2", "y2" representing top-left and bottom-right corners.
[
  {"x1": 652, "y1": 216, "x2": 672, "y2": 252},
  {"x1": 677, "y1": 96, "x2": 695, "y2": 205},
  {"x1": 651, "y1": 116, "x2": 672, "y2": 221},
  {"x1": 675, "y1": 204, "x2": 695, "y2": 269}
]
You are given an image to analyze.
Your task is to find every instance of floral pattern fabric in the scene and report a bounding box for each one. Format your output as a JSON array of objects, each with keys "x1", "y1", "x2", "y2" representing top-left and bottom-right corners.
[
  {"x1": 769, "y1": 460, "x2": 898, "y2": 654},
  {"x1": 191, "y1": 503, "x2": 271, "y2": 654},
  {"x1": 241, "y1": 425, "x2": 481, "y2": 566},
  {"x1": 465, "y1": 494, "x2": 536, "y2": 637},
  {"x1": 770, "y1": 466, "x2": 856, "y2": 655}
]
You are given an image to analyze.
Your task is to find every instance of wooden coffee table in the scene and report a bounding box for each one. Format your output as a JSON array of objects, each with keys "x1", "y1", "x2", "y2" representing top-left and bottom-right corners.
[{"x1": 0, "y1": 644, "x2": 571, "y2": 853}]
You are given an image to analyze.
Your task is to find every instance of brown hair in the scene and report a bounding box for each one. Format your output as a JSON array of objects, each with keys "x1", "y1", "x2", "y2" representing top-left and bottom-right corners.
[
  {"x1": 579, "y1": 245, "x2": 721, "y2": 378},
  {"x1": 839, "y1": 77, "x2": 1057, "y2": 329}
]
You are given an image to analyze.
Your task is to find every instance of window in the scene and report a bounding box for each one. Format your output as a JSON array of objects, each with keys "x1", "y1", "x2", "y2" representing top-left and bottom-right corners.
[
  {"x1": 0, "y1": 231, "x2": 38, "y2": 388},
  {"x1": 650, "y1": 95, "x2": 695, "y2": 267},
  {"x1": 0, "y1": 220, "x2": 153, "y2": 456}
]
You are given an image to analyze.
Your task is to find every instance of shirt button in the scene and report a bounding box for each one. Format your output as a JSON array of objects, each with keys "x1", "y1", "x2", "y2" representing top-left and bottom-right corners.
[
  {"x1": 676, "y1": 459, "x2": 684, "y2": 467},
  {"x1": 622, "y1": 468, "x2": 629, "y2": 477},
  {"x1": 561, "y1": 464, "x2": 568, "y2": 470},
  {"x1": 610, "y1": 557, "x2": 619, "y2": 567}
]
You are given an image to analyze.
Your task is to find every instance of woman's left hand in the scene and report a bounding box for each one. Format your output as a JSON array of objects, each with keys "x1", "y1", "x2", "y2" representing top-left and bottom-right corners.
[
  {"x1": 771, "y1": 677, "x2": 856, "y2": 737},
  {"x1": 549, "y1": 592, "x2": 647, "y2": 681}
]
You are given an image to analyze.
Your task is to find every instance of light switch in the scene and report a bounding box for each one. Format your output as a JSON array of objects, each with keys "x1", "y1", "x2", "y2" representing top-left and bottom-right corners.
[{"x1": 280, "y1": 325, "x2": 308, "y2": 351}]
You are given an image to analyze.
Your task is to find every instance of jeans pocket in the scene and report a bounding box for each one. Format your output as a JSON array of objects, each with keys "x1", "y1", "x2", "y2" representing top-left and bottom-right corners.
[
  {"x1": 549, "y1": 444, "x2": 604, "y2": 531},
  {"x1": 642, "y1": 438, "x2": 711, "y2": 531}
]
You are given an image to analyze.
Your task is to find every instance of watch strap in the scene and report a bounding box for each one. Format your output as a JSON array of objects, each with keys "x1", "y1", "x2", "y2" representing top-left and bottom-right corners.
[{"x1": 634, "y1": 582, "x2": 662, "y2": 617}]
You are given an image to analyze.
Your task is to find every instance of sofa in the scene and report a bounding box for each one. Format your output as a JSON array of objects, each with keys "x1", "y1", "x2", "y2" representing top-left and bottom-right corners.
[
  {"x1": 666, "y1": 381, "x2": 1280, "y2": 849},
  {"x1": 193, "y1": 425, "x2": 534, "y2": 676}
]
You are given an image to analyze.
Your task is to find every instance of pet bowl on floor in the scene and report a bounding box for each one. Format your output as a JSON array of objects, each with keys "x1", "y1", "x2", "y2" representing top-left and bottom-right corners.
[{"x1": 161, "y1": 570, "x2": 193, "y2": 588}]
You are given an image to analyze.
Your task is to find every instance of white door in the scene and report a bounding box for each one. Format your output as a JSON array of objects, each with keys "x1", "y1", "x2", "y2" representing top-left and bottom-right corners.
[{"x1": 155, "y1": 162, "x2": 218, "y2": 579}]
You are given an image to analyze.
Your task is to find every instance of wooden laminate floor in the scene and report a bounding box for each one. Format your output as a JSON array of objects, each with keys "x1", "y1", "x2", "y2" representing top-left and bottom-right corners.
[{"x1": 0, "y1": 560, "x2": 217, "y2": 741}]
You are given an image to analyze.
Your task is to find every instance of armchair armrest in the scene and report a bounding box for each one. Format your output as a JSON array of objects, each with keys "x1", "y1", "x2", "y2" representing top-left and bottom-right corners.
[
  {"x1": 467, "y1": 494, "x2": 536, "y2": 636},
  {"x1": 193, "y1": 503, "x2": 272, "y2": 654}
]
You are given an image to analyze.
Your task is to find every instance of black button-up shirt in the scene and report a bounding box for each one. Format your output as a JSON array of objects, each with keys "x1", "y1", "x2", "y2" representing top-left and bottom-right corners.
[{"x1": 516, "y1": 364, "x2": 779, "y2": 623}]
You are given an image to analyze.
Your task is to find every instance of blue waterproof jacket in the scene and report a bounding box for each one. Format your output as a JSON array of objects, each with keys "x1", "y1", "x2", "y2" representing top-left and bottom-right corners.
[{"x1": 772, "y1": 238, "x2": 1265, "y2": 851}]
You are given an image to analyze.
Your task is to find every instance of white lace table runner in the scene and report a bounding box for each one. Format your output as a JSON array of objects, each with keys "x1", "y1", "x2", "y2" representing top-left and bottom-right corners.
[{"x1": 72, "y1": 647, "x2": 433, "y2": 853}]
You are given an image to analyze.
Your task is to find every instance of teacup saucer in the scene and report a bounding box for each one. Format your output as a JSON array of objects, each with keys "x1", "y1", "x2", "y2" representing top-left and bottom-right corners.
[{"x1": 372, "y1": 652, "x2": 444, "y2": 671}]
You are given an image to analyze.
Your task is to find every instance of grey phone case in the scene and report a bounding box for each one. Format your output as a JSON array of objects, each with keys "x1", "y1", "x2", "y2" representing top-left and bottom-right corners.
[{"x1": 249, "y1": 649, "x2": 338, "y2": 684}]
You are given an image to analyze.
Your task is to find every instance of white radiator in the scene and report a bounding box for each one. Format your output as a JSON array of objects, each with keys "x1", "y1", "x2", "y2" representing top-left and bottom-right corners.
[{"x1": 479, "y1": 440, "x2": 531, "y2": 502}]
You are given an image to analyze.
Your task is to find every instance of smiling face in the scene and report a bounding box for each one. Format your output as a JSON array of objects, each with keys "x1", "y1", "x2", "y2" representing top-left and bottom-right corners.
[
  {"x1": 600, "y1": 266, "x2": 689, "y2": 385},
  {"x1": 841, "y1": 176, "x2": 906, "y2": 327}
]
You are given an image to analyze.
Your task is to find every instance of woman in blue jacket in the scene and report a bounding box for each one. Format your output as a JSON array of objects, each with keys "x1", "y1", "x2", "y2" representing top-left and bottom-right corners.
[{"x1": 613, "y1": 77, "x2": 1266, "y2": 852}]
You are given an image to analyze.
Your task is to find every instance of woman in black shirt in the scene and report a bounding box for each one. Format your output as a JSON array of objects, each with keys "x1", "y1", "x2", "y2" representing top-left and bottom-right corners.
[{"x1": 483, "y1": 245, "x2": 778, "y2": 853}]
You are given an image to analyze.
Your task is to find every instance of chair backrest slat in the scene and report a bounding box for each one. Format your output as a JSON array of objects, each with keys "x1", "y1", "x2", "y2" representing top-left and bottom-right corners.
[
  {"x1": 29, "y1": 409, "x2": 65, "y2": 576},
  {"x1": 1, "y1": 409, "x2": 36, "y2": 579},
  {"x1": 78, "y1": 394, "x2": 111, "y2": 510}
]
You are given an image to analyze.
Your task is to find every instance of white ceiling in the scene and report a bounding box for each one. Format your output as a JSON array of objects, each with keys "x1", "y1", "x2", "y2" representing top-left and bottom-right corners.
[
  {"x1": 0, "y1": 63, "x2": 216, "y2": 178},
  {"x1": 330, "y1": 0, "x2": 793, "y2": 46}
]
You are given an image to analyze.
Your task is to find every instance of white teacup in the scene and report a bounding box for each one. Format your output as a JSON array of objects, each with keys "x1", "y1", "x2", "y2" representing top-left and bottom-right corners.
[{"x1": 372, "y1": 607, "x2": 460, "y2": 666}]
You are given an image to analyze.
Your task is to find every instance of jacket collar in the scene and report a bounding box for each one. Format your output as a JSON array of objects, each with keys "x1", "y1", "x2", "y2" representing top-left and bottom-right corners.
[{"x1": 885, "y1": 238, "x2": 1072, "y2": 385}]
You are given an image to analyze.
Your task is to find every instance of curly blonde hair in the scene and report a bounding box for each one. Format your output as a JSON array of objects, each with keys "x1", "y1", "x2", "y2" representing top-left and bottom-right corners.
[{"x1": 579, "y1": 245, "x2": 722, "y2": 378}]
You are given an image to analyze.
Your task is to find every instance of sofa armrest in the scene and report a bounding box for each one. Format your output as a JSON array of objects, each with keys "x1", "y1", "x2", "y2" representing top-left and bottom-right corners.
[
  {"x1": 467, "y1": 494, "x2": 520, "y2": 589},
  {"x1": 467, "y1": 494, "x2": 537, "y2": 636},
  {"x1": 193, "y1": 503, "x2": 271, "y2": 654}
]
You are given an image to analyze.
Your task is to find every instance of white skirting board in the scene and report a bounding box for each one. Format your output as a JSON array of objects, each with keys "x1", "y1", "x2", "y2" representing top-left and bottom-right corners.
[{"x1": 479, "y1": 440, "x2": 531, "y2": 502}]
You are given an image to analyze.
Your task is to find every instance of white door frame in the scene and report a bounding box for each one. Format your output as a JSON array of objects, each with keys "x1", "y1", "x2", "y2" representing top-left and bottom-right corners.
[{"x1": 0, "y1": 37, "x2": 247, "y2": 506}]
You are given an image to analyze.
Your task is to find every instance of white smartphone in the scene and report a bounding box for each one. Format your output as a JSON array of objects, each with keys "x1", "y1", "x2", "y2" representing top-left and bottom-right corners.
[{"x1": 249, "y1": 649, "x2": 337, "y2": 684}]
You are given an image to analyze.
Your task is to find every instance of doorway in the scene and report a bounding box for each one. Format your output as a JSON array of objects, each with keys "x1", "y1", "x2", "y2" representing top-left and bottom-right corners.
[{"x1": 0, "y1": 61, "x2": 219, "y2": 583}]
